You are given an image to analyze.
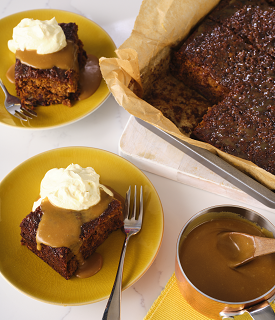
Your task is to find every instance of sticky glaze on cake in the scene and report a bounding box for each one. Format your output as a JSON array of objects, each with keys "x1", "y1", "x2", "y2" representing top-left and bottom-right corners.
[
  {"x1": 169, "y1": 0, "x2": 275, "y2": 175},
  {"x1": 20, "y1": 199, "x2": 123, "y2": 280},
  {"x1": 209, "y1": 0, "x2": 275, "y2": 58},
  {"x1": 170, "y1": 18, "x2": 275, "y2": 105},
  {"x1": 193, "y1": 79, "x2": 275, "y2": 175}
]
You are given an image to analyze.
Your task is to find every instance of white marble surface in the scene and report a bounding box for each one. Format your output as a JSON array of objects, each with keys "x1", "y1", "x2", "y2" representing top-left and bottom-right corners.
[{"x1": 1, "y1": 1, "x2": 275, "y2": 320}]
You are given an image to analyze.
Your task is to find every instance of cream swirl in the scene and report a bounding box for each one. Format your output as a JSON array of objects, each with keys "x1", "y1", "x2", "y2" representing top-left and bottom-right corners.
[
  {"x1": 32, "y1": 164, "x2": 113, "y2": 211},
  {"x1": 8, "y1": 17, "x2": 67, "y2": 54}
]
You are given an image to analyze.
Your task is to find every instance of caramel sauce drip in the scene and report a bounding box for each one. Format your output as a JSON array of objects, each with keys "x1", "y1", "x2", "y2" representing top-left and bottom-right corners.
[
  {"x1": 6, "y1": 64, "x2": 15, "y2": 83},
  {"x1": 78, "y1": 54, "x2": 102, "y2": 100},
  {"x1": 75, "y1": 252, "x2": 103, "y2": 278},
  {"x1": 36, "y1": 189, "x2": 113, "y2": 254},
  {"x1": 15, "y1": 40, "x2": 78, "y2": 70}
]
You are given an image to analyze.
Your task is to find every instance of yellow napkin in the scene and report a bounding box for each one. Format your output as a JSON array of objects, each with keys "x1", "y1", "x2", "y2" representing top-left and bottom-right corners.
[{"x1": 144, "y1": 273, "x2": 275, "y2": 320}]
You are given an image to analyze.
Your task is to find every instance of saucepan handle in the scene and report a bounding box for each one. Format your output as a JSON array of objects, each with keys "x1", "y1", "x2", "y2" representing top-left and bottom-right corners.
[
  {"x1": 248, "y1": 301, "x2": 275, "y2": 320},
  {"x1": 220, "y1": 301, "x2": 275, "y2": 319}
]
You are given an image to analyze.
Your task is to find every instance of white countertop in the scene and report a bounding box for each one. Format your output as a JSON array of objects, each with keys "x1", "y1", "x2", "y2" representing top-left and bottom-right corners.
[{"x1": 1, "y1": 1, "x2": 275, "y2": 320}]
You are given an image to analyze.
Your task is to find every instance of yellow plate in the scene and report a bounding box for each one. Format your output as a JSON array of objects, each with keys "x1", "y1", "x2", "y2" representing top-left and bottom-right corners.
[
  {"x1": 0, "y1": 10, "x2": 116, "y2": 129},
  {"x1": 0, "y1": 147, "x2": 163, "y2": 305}
]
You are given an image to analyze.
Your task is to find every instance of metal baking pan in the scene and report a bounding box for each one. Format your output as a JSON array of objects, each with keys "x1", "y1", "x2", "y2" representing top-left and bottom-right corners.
[{"x1": 135, "y1": 117, "x2": 275, "y2": 209}]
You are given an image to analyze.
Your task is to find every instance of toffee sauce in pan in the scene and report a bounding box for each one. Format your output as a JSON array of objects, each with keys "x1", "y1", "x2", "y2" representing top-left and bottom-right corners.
[{"x1": 179, "y1": 217, "x2": 275, "y2": 302}]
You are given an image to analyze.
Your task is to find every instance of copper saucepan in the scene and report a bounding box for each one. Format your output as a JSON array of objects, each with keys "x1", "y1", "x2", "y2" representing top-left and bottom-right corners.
[{"x1": 175, "y1": 205, "x2": 275, "y2": 320}]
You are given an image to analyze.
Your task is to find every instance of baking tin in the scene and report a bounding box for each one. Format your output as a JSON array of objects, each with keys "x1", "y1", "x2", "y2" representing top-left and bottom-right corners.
[{"x1": 135, "y1": 117, "x2": 275, "y2": 209}]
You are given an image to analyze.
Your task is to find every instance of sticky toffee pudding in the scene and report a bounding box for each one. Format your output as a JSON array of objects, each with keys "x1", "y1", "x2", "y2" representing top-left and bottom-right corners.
[
  {"x1": 20, "y1": 164, "x2": 124, "y2": 280},
  {"x1": 7, "y1": 18, "x2": 102, "y2": 110}
]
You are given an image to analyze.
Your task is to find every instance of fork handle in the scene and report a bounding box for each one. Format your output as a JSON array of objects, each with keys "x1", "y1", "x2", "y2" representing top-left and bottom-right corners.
[
  {"x1": 0, "y1": 79, "x2": 8, "y2": 97},
  {"x1": 102, "y1": 234, "x2": 131, "y2": 320}
]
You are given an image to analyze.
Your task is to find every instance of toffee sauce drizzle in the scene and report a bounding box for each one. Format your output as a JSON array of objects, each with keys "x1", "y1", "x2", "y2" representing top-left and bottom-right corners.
[
  {"x1": 6, "y1": 43, "x2": 102, "y2": 100},
  {"x1": 78, "y1": 54, "x2": 102, "y2": 100},
  {"x1": 15, "y1": 40, "x2": 78, "y2": 70},
  {"x1": 36, "y1": 190, "x2": 112, "y2": 278}
]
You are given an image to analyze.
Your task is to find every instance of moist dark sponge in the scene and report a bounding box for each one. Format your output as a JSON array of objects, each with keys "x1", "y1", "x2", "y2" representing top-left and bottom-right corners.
[
  {"x1": 169, "y1": 0, "x2": 275, "y2": 175},
  {"x1": 144, "y1": 72, "x2": 211, "y2": 137},
  {"x1": 193, "y1": 79, "x2": 275, "y2": 175},
  {"x1": 14, "y1": 22, "x2": 87, "y2": 108},
  {"x1": 170, "y1": 18, "x2": 275, "y2": 105},
  {"x1": 209, "y1": 1, "x2": 275, "y2": 58},
  {"x1": 20, "y1": 198, "x2": 123, "y2": 280}
]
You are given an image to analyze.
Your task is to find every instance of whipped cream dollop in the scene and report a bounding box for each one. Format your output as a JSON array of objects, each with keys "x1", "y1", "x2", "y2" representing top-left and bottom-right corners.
[
  {"x1": 32, "y1": 164, "x2": 113, "y2": 211},
  {"x1": 8, "y1": 17, "x2": 67, "y2": 54}
]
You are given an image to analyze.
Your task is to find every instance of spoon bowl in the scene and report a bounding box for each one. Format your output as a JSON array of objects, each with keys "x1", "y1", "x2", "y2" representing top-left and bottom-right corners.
[{"x1": 217, "y1": 231, "x2": 275, "y2": 268}]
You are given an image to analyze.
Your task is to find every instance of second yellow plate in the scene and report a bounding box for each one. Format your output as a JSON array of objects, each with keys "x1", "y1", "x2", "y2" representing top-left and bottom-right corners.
[{"x1": 0, "y1": 147, "x2": 164, "y2": 305}]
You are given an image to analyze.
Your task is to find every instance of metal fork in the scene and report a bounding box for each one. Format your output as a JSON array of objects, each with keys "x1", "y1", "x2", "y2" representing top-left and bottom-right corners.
[
  {"x1": 0, "y1": 78, "x2": 37, "y2": 121},
  {"x1": 102, "y1": 185, "x2": 144, "y2": 320}
]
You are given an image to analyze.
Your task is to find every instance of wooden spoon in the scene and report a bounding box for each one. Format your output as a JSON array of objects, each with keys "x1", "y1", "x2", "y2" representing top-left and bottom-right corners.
[{"x1": 217, "y1": 232, "x2": 275, "y2": 268}]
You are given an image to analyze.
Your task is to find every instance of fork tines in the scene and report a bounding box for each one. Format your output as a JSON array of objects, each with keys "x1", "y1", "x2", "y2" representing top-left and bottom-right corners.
[
  {"x1": 11, "y1": 106, "x2": 37, "y2": 121},
  {"x1": 20, "y1": 107, "x2": 37, "y2": 119},
  {"x1": 125, "y1": 185, "x2": 143, "y2": 222},
  {"x1": 138, "y1": 186, "x2": 143, "y2": 224}
]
